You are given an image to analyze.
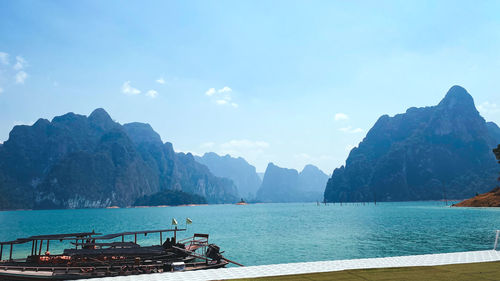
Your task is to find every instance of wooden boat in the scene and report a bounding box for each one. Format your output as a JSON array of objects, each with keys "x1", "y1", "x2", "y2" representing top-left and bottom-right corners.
[{"x1": 0, "y1": 227, "x2": 241, "y2": 280}]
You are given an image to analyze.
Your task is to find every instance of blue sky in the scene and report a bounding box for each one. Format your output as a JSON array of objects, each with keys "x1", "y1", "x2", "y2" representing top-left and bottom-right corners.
[{"x1": 1, "y1": 0, "x2": 499, "y2": 173}]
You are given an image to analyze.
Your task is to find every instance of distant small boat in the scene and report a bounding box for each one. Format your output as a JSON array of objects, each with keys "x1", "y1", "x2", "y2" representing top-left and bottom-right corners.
[
  {"x1": 0, "y1": 227, "x2": 242, "y2": 280},
  {"x1": 235, "y1": 198, "x2": 248, "y2": 205}
]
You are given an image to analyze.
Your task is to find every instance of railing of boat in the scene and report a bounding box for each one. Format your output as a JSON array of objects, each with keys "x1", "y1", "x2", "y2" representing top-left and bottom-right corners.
[
  {"x1": 178, "y1": 235, "x2": 208, "y2": 248},
  {"x1": 178, "y1": 237, "x2": 207, "y2": 245},
  {"x1": 494, "y1": 230, "x2": 500, "y2": 251}
]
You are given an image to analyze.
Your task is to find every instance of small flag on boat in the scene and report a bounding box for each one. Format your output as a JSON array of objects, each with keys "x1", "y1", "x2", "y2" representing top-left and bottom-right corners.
[
  {"x1": 186, "y1": 218, "x2": 193, "y2": 225},
  {"x1": 172, "y1": 218, "x2": 178, "y2": 225}
]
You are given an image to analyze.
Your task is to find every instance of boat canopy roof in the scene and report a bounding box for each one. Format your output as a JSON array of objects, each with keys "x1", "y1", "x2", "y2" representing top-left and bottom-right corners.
[
  {"x1": 0, "y1": 232, "x2": 99, "y2": 245},
  {"x1": 93, "y1": 228, "x2": 186, "y2": 240},
  {"x1": 0, "y1": 228, "x2": 185, "y2": 245}
]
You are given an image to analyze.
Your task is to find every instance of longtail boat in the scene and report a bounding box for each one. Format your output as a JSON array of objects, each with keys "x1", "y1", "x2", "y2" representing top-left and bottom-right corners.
[{"x1": 0, "y1": 227, "x2": 241, "y2": 280}]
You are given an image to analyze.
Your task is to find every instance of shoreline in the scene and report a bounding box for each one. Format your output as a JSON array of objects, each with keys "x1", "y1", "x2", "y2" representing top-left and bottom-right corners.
[{"x1": 0, "y1": 200, "x2": 470, "y2": 212}]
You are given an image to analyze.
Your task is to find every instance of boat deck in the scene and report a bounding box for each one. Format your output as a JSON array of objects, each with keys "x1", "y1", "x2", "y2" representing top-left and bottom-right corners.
[{"x1": 92, "y1": 250, "x2": 500, "y2": 281}]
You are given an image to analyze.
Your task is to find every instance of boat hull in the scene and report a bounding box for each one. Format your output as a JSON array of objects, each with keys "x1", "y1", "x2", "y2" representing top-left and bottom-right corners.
[{"x1": 0, "y1": 261, "x2": 228, "y2": 280}]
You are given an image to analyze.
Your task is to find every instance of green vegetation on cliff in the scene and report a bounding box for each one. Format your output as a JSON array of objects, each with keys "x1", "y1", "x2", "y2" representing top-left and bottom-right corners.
[
  {"x1": 0, "y1": 109, "x2": 239, "y2": 210},
  {"x1": 133, "y1": 189, "x2": 207, "y2": 206}
]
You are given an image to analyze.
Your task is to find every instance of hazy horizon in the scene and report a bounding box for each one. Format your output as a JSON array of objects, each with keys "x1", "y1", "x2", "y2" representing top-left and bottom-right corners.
[{"x1": 1, "y1": 1, "x2": 500, "y2": 173}]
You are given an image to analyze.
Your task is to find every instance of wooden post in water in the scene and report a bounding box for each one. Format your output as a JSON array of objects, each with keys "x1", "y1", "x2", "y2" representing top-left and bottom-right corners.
[
  {"x1": 134, "y1": 234, "x2": 137, "y2": 244},
  {"x1": 160, "y1": 232, "x2": 162, "y2": 245},
  {"x1": 34, "y1": 240, "x2": 38, "y2": 255},
  {"x1": 9, "y1": 244, "x2": 13, "y2": 261},
  {"x1": 443, "y1": 183, "x2": 448, "y2": 206},
  {"x1": 46, "y1": 240, "x2": 50, "y2": 253},
  {"x1": 31, "y1": 240, "x2": 34, "y2": 255},
  {"x1": 0, "y1": 244, "x2": 3, "y2": 261}
]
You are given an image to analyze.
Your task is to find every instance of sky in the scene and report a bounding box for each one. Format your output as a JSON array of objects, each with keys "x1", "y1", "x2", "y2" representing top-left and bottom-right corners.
[{"x1": 1, "y1": 0, "x2": 500, "y2": 173}]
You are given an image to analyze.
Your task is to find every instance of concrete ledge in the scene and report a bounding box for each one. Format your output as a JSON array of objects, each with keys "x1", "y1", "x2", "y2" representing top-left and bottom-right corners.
[{"x1": 93, "y1": 250, "x2": 500, "y2": 281}]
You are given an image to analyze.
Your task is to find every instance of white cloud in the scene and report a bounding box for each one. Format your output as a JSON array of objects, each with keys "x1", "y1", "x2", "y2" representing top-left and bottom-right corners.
[
  {"x1": 146, "y1": 90, "x2": 158, "y2": 98},
  {"x1": 339, "y1": 126, "x2": 364, "y2": 134},
  {"x1": 200, "y1": 142, "x2": 215, "y2": 149},
  {"x1": 205, "y1": 88, "x2": 216, "y2": 96},
  {"x1": 15, "y1": 71, "x2": 27, "y2": 84},
  {"x1": 218, "y1": 86, "x2": 232, "y2": 93},
  {"x1": 478, "y1": 101, "x2": 499, "y2": 114},
  {"x1": 198, "y1": 139, "x2": 270, "y2": 171},
  {"x1": 221, "y1": 139, "x2": 270, "y2": 150},
  {"x1": 13, "y1": 120, "x2": 35, "y2": 126},
  {"x1": 334, "y1": 113, "x2": 349, "y2": 121},
  {"x1": 350, "y1": 128, "x2": 364, "y2": 133},
  {"x1": 122, "y1": 81, "x2": 141, "y2": 95},
  {"x1": 13, "y1": 56, "x2": 26, "y2": 70},
  {"x1": 0, "y1": 52, "x2": 8, "y2": 65},
  {"x1": 206, "y1": 86, "x2": 239, "y2": 108},
  {"x1": 319, "y1": 154, "x2": 333, "y2": 160},
  {"x1": 156, "y1": 77, "x2": 165, "y2": 84},
  {"x1": 0, "y1": 54, "x2": 30, "y2": 85},
  {"x1": 294, "y1": 153, "x2": 311, "y2": 159}
]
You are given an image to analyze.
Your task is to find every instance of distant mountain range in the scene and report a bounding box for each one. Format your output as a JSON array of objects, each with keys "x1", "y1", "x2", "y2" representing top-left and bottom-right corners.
[
  {"x1": 194, "y1": 152, "x2": 329, "y2": 202},
  {"x1": 0, "y1": 109, "x2": 239, "y2": 210},
  {"x1": 324, "y1": 86, "x2": 500, "y2": 202},
  {"x1": 256, "y1": 163, "x2": 329, "y2": 203},
  {"x1": 2, "y1": 85, "x2": 495, "y2": 209},
  {"x1": 195, "y1": 152, "x2": 262, "y2": 199}
]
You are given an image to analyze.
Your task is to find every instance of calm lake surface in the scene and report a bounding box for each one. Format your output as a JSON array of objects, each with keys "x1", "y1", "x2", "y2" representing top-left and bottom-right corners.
[{"x1": 1, "y1": 201, "x2": 499, "y2": 266}]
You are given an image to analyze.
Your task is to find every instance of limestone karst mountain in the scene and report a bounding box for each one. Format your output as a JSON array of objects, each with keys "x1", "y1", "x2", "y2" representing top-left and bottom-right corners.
[
  {"x1": 195, "y1": 152, "x2": 262, "y2": 199},
  {"x1": 324, "y1": 86, "x2": 500, "y2": 202},
  {"x1": 0, "y1": 109, "x2": 239, "y2": 210},
  {"x1": 256, "y1": 163, "x2": 328, "y2": 203}
]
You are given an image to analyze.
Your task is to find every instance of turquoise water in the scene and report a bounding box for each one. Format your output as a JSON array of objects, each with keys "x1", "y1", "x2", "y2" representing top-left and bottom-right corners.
[{"x1": 1, "y1": 202, "x2": 499, "y2": 266}]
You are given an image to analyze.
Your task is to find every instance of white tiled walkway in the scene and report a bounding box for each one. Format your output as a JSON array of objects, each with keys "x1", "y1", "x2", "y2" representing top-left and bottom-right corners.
[{"x1": 94, "y1": 250, "x2": 500, "y2": 281}]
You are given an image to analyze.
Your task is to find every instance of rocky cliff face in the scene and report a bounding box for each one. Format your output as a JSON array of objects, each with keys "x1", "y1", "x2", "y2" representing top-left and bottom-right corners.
[
  {"x1": 195, "y1": 152, "x2": 262, "y2": 199},
  {"x1": 324, "y1": 86, "x2": 500, "y2": 202},
  {"x1": 299, "y1": 164, "x2": 329, "y2": 192},
  {"x1": 256, "y1": 163, "x2": 328, "y2": 203},
  {"x1": 256, "y1": 163, "x2": 301, "y2": 203},
  {"x1": 0, "y1": 109, "x2": 239, "y2": 210}
]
